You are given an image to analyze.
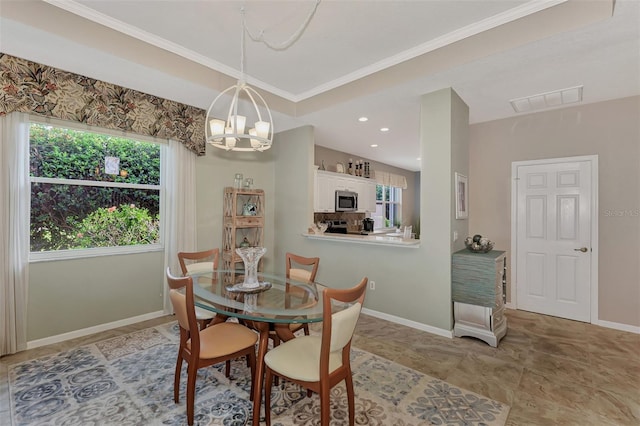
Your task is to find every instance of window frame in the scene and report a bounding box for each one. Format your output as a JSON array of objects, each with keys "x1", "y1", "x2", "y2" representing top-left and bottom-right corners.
[
  {"x1": 375, "y1": 184, "x2": 402, "y2": 230},
  {"x1": 28, "y1": 117, "x2": 166, "y2": 262}
]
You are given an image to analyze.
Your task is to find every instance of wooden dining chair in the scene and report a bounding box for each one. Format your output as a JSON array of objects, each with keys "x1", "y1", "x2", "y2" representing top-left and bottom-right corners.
[
  {"x1": 263, "y1": 276, "x2": 368, "y2": 426},
  {"x1": 269, "y1": 253, "x2": 320, "y2": 347},
  {"x1": 178, "y1": 249, "x2": 220, "y2": 329},
  {"x1": 166, "y1": 267, "x2": 258, "y2": 426}
]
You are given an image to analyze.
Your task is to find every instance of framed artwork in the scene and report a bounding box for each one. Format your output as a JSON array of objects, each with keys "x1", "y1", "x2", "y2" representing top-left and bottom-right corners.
[{"x1": 455, "y1": 172, "x2": 468, "y2": 219}]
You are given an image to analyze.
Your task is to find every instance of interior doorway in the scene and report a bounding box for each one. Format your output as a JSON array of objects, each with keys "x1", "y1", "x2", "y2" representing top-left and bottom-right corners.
[{"x1": 511, "y1": 156, "x2": 598, "y2": 323}]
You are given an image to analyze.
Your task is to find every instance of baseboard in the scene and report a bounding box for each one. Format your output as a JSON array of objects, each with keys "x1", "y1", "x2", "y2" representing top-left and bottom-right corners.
[
  {"x1": 593, "y1": 318, "x2": 640, "y2": 334},
  {"x1": 361, "y1": 308, "x2": 453, "y2": 338},
  {"x1": 26, "y1": 310, "x2": 167, "y2": 350}
]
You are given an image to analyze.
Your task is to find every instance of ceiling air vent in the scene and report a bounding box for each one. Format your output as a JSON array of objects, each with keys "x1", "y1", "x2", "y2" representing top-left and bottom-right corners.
[{"x1": 510, "y1": 85, "x2": 583, "y2": 113}]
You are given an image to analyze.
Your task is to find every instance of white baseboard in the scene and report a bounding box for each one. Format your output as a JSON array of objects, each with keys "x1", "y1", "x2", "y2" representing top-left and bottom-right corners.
[
  {"x1": 27, "y1": 310, "x2": 167, "y2": 350},
  {"x1": 361, "y1": 308, "x2": 453, "y2": 338},
  {"x1": 593, "y1": 318, "x2": 640, "y2": 334}
]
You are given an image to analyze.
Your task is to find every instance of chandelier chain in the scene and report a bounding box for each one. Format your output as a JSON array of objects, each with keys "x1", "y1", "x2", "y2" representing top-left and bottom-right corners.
[{"x1": 244, "y1": 0, "x2": 321, "y2": 52}]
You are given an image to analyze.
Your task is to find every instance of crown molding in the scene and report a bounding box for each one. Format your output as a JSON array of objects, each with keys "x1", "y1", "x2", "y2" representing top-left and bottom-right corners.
[{"x1": 44, "y1": 0, "x2": 567, "y2": 103}]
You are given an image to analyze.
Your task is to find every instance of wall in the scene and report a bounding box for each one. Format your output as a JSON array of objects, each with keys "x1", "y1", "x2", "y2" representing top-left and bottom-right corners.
[
  {"x1": 314, "y1": 145, "x2": 419, "y2": 230},
  {"x1": 27, "y1": 251, "x2": 164, "y2": 340},
  {"x1": 195, "y1": 145, "x2": 277, "y2": 272},
  {"x1": 469, "y1": 95, "x2": 640, "y2": 327},
  {"x1": 266, "y1": 88, "x2": 468, "y2": 333}
]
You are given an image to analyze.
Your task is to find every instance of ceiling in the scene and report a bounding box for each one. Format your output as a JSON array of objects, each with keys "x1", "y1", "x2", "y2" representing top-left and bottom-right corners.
[{"x1": 1, "y1": 0, "x2": 639, "y2": 171}]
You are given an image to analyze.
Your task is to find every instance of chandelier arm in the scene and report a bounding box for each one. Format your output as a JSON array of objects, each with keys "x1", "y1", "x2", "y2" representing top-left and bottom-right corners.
[
  {"x1": 245, "y1": 0, "x2": 321, "y2": 51},
  {"x1": 244, "y1": 86, "x2": 274, "y2": 139}
]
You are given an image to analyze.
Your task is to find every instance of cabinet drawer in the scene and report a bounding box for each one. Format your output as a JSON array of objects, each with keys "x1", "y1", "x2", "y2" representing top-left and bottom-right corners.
[{"x1": 232, "y1": 217, "x2": 263, "y2": 227}]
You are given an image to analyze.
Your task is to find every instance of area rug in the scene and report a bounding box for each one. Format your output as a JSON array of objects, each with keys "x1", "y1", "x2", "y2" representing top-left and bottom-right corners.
[{"x1": 8, "y1": 322, "x2": 510, "y2": 425}]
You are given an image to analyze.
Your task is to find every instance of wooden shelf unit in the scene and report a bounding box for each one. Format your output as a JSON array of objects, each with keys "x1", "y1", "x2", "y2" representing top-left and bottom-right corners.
[{"x1": 222, "y1": 187, "x2": 265, "y2": 270}]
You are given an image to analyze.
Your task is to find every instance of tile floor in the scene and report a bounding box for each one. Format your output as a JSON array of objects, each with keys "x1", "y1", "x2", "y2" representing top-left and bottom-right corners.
[{"x1": 1, "y1": 309, "x2": 638, "y2": 425}]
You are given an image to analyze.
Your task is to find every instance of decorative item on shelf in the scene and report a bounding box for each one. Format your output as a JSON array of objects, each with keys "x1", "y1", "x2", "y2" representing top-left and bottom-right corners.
[
  {"x1": 464, "y1": 234, "x2": 494, "y2": 253},
  {"x1": 204, "y1": 4, "x2": 319, "y2": 152},
  {"x1": 336, "y1": 162, "x2": 345, "y2": 173},
  {"x1": 320, "y1": 160, "x2": 326, "y2": 170},
  {"x1": 364, "y1": 161, "x2": 370, "y2": 178},
  {"x1": 242, "y1": 201, "x2": 257, "y2": 216},
  {"x1": 347, "y1": 158, "x2": 354, "y2": 175},
  {"x1": 243, "y1": 177, "x2": 253, "y2": 189},
  {"x1": 234, "y1": 173, "x2": 243, "y2": 189},
  {"x1": 239, "y1": 236, "x2": 251, "y2": 248}
]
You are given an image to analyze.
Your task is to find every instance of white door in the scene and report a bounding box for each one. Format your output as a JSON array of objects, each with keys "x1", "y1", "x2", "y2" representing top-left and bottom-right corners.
[{"x1": 514, "y1": 159, "x2": 594, "y2": 322}]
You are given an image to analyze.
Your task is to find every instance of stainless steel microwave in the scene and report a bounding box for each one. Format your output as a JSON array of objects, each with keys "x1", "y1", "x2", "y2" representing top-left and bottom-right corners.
[{"x1": 335, "y1": 190, "x2": 358, "y2": 212}]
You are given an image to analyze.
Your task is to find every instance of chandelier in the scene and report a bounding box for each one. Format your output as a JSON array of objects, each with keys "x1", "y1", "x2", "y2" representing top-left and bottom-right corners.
[{"x1": 205, "y1": 2, "x2": 320, "y2": 152}]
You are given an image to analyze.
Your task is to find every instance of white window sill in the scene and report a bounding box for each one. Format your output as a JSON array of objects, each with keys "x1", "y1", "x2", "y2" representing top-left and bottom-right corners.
[{"x1": 29, "y1": 244, "x2": 164, "y2": 263}]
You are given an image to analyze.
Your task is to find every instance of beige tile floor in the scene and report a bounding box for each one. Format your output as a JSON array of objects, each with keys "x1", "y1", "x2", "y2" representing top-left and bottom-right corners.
[{"x1": 1, "y1": 309, "x2": 638, "y2": 425}]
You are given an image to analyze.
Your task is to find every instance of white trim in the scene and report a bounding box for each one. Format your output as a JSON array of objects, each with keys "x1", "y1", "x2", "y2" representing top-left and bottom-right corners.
[
  {"x1": 31, "y1": 176, "x2": 160, "y2": 191},
  {"x1": 30, "y1": 244, "x2": 163, "y2": 262},
  {"x1": 26, "y1": 310, "x2": 167, "y2": 349},
  {"x1": 43, "y1": 0, "x2": 566, "y2": 102},
  {"x1": 593, "y1": 319, "x2": 640, "y2": 335},
  {"x1": 510, "y1": 155, "x2": 599, "y2": 323},
  {"x1": 361, "y1": 307, "x2": 453, "y2": 338}
]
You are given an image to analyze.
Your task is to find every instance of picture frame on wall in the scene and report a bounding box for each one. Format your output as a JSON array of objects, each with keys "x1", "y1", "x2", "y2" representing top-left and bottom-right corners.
[{"x1": 455, "y1": 172, "x2": 468, "y2": 219}]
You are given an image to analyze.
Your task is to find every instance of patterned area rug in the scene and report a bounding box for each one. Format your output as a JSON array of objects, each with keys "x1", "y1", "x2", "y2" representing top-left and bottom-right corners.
[{"x1": 8, "y1": 323, "x2": 509, "y2": 425}]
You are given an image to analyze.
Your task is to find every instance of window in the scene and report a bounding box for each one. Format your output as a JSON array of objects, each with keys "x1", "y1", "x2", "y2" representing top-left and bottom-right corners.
[
  {"x1": 375, "y1": 184, "x2": 402, "y2": 229},
  {"x1": 29, "y1": 121, "x2": 163, "y2": 259}
]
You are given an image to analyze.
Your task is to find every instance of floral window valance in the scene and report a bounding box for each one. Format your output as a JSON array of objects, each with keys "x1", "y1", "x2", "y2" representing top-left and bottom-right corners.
[{"x1": 0, "y1": 53, "x2": 205, "y2": 155}]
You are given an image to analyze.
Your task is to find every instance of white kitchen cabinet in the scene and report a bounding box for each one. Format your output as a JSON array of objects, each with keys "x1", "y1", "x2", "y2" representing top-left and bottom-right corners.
[
  {"x1": 314, "y1": 170, "x2": 376, "y2": 213},
  {"x1": 314, "y1": 171, "x2": 335, "y2": 212},
  {"x1": 356, "y1": 180, "x2": 377, "y2": 213}
]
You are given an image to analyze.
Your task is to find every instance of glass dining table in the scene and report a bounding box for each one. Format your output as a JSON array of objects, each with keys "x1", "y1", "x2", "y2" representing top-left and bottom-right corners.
[{"x1": 190, "y1": 269, "x2": 327, "y2": 425}]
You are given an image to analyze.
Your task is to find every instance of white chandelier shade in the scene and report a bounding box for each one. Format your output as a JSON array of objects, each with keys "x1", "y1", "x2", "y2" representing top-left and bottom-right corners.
[{"x1": 205, "y1": 81, "x2": 274, "y2": 152}]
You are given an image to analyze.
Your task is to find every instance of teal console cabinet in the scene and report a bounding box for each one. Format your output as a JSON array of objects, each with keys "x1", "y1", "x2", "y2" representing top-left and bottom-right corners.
[{"x1": 452, "y1": 249, "x2": 507, "y2": 347}]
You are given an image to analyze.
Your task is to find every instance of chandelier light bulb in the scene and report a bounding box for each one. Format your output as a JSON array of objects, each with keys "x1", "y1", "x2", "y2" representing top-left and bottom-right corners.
[{"x1": 231, "y1": 115, "x2": 246, "y2": 134}]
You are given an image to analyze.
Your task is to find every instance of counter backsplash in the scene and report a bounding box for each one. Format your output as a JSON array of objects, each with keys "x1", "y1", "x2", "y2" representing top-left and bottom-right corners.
[{"x1": 314, "y1": 212, "x2": 366, "y2": 233}]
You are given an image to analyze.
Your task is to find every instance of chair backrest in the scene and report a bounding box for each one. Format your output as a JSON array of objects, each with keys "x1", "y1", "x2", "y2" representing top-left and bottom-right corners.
[
  {"x1": 178, "y1": 248, "x2": 220, "y2": 276},
  {"x1": 166, "y1": 267, "x2": 201, "y2": 349},
  {"x1": 320, "y1": 277, "x2": 367, "y2": 368},
  {"x1": 286, "y1": 252, "x2": 320, "y2": 283}
]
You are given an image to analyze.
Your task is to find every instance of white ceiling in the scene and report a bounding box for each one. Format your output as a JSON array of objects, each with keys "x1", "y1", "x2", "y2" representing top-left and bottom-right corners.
[{"x1": 1, "y1": 0, "x2": 639, "y2": 171}]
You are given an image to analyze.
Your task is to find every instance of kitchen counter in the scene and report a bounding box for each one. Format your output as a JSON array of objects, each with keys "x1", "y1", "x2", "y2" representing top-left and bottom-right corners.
[{"x1": 302, "y1": 232, "x2": 419, "y2": 248}]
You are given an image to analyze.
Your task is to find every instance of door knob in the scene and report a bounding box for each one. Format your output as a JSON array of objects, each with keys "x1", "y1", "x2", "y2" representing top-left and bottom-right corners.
[{"x1": 574, "y1": 247, "x2": 588, "y2": 253}]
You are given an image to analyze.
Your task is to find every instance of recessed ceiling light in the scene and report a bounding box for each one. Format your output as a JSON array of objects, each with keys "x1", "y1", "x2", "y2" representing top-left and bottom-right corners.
[
  {"x1": 370, "y1": 144, "x2": 378, "y2": 148},
  {"x1": 380, "y1": 127, "x2": 389, "y2": 132},
  {"x1": 416, "y1": 157, "x2": 421, "y2": 161},
  {"x1": 358, "y1": 117, "x2": 368, "y2": 122},
  {"x1": 509, "y1": 85, "x2": 583, "y2": 113}
]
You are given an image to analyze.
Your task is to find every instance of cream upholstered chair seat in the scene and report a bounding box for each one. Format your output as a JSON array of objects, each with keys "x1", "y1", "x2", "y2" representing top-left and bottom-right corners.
[
  {"x1": 264, "y1": 302, "x2": 361, "y2": 381},
  {"x1": 264, "y1": 280, "x2": 366, "y2": 426},
  {"x1": 167, "y1": 268, "x2": 257, "y2": 426},
  {"x1": 186, "y1": 322, "x2": 257, "y2": 359}
]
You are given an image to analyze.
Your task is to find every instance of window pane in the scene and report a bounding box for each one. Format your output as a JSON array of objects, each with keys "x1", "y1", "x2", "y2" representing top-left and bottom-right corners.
[
  {"x1": 30, "y1": 123, "x2": 160, "y2": 185},
  {"x1": 376, "y1": 185, "x2": 383, "y2": 201},
  {"x1": 31, "y1": 183, "x2": 160, "y2": 252}
]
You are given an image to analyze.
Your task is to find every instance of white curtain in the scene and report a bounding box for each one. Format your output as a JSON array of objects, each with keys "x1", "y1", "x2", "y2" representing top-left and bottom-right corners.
[
  {"x1": 0, "y1": 112, "x2": 30, "y2": 356},
  {"x1": 162, "y1": 139, "x2": 197, "y2": 313}
]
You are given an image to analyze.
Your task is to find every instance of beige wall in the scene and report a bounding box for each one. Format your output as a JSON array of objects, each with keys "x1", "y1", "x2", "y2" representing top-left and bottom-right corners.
[
  {"x1": 314, "y1": 145, "x2": 419, "y2": 229},
  {"x1": 469, "y1": 96, "x2": 640, "y2": 327},
  {"x1": 28, "y1": 251, "x2": 164, "y2": 340}
]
